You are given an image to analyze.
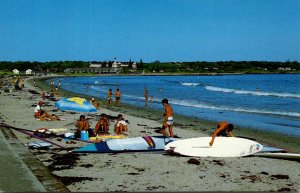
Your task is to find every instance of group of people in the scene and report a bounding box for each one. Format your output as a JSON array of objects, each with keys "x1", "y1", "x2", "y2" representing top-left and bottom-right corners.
[
  {"x1": 75, "y1": 113, "x2": 128, "y2": 138},
  {"x1": 158, "y1": 98, "x2": 235, "y2": 146},
  {"x1": 107, "y1": 88, "x2": 121, "y2": 107},
  {"x1": 34, "y1": 80, "x2": 235, "y2": 146},
  {"x1": 12, "y1": 76, "x2": 24, "y2": 90},
  {"x1": 77, "y1": 95, "x2": 235, "y2": 146}
]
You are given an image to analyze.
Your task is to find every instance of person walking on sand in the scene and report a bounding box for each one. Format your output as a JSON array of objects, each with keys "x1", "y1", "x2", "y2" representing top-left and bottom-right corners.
[
  {"x1": 115, "y1": 88, "x2": 121, "y2": 107},
  {"x1": 161, "y1": 99, "x2": 174, "y2": 137},
  {"x1": 107, "y1": 89, "x2": 113, "y2": 107},
  {"x1": 209, "y1": 121, "x2": 235, "y2": 146}
]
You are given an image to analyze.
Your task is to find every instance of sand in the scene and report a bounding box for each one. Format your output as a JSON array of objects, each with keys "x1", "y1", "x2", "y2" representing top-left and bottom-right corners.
[{"x1": 0, "y1": 75, "x2": 299, "y2": 192}]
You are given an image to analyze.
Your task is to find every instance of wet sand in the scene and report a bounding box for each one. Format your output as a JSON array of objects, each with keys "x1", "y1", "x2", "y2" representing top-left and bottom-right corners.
[{"x1": 0, "y1": 75, "x2": 299, "y2": 192}]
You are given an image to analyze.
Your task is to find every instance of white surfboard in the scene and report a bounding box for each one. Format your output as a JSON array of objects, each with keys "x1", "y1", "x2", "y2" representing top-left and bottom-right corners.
[{"x1": 164, "y1": 137, "x2": 263, "y2": 157}]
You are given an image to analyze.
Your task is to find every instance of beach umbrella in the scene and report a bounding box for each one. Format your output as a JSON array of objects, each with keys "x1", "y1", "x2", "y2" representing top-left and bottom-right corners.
[{"x1": 55, "y1": 97, "x2": 97, "y2": 113}]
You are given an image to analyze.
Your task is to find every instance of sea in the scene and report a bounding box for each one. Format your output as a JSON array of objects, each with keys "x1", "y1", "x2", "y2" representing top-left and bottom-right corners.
[{"x1": 50, "y1": 74, "x2": 300, "y2": 137}]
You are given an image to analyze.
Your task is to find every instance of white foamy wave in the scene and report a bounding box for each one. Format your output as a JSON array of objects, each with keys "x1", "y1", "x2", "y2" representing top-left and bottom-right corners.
[
  {"x1": 94, "y1": 80, "x2": 104, "y2": 84},
  {"x1": 169, "y1": 99, "x2": 300, "y2": 118},
  {"x1": 122, "y1": 94, "x2": 146, "y2": 101},
  {"x1": 205, "y1": 86, "x2": 300, "y2": 99},
  {"x1": 180, "y1": 82, "x2": 200, "y2": 86}
]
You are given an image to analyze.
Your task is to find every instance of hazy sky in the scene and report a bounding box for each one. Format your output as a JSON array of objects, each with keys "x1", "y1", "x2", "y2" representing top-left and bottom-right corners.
[{"x1": 0, "y1": 0, "x2": 299, "y2": 62}]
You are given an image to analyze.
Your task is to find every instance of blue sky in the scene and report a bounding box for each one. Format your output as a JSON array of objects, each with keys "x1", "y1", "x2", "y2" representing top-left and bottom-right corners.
[{"x1": 0, "y1": 0, "x2": 299, "y2": 62}]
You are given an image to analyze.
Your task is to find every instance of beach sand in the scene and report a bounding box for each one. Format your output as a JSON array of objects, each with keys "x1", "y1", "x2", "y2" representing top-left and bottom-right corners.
[{"x1": 0, "y1": 75, "x2": 299, "y2": 192}]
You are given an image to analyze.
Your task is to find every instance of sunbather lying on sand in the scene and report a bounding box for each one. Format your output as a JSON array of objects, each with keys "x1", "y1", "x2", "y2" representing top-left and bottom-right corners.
[{"x1": 39, "y1": 110, "x2": 61, "y2": 121}]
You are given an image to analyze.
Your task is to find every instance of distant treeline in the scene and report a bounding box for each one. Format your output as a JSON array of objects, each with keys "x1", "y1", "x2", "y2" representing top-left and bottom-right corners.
[{"x1": 0, "y1": 60, "x2": 299, "y2": 73}]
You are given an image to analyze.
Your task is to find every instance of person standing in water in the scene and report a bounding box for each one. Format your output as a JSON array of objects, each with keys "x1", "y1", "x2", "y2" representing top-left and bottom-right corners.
[
  {"x1": 115, "y1": 88, "x2": 121, "y2": 107},
  {"x1": 144, "y1": 87, "x2": 148, "y2": 102},
  {"x1": 107, "y1": 89, "x2": 113, "y2": 107}
]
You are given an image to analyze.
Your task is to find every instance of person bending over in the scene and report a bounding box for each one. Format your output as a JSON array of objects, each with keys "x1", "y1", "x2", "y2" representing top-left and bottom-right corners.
[{"x1": 209, "y1": 121, "x2": 235, "y2": 146}]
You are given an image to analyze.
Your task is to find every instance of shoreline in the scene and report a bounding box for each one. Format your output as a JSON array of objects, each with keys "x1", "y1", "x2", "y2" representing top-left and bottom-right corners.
[
  {"x1": 35, "y1": 75, "x2": 300, "y2": 153},
  {"x1": 0, "y1": 74, "x2": 299, "y2": 192}
]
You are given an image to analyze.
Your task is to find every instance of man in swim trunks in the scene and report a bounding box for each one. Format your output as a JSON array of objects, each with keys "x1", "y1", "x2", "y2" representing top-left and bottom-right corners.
[
  {"x1": 115, "y1": 88, "x2": 121, "y2": 107},
  {"x1": 75, "y1": 115, "x2": 91, "y2": 138},
  {"x1": 209, "y1": 121, "x2": 235, "y2": 146},
  {"x1": 161, "y1": 99, "x2": 174, "y2": 137},
  {"x1": 94, "y1": 113, "x2": 110, "y2": 135}
]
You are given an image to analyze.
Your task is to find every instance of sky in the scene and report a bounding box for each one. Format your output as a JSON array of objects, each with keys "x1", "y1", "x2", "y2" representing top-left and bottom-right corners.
[{"x1": 0, "y1": 0, "x2": 300, "y2": 62}]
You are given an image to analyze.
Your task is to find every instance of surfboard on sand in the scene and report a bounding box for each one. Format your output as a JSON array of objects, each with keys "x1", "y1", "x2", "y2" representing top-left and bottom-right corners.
[
  {"x1": 253, "y1": 152, "x2": 300, "y2": 160},
  {"x1": 164, "y1": 137, "x2": 263, "y2": 158},
  {"x1": 72, "y1": 135, "x2": 176, "y2": 153}
]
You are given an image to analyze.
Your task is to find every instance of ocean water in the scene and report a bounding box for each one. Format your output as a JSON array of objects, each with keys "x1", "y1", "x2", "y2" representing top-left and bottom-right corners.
[{"x1": 50, "y1": 74, "x2": 300, "y2": 137}]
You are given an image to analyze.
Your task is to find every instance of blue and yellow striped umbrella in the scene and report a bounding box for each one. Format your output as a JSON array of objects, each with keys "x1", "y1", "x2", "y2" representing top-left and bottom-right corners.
[{"x1": 55, "y1": 97, "x2": 97, "y2": 113}]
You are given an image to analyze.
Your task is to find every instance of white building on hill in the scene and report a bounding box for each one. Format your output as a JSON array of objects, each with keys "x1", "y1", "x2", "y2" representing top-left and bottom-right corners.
[
  {"x1": 25, "y1": 69, "x2": 32, "y2": 75},
  {"x1": 12, "y1": 69, "x2": 19, "y2": 74}
]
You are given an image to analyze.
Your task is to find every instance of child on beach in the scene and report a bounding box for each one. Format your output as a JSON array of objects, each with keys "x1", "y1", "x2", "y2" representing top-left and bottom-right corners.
[
  {"x1": 161, "y1": 99, "x2": 174, "y2": 137},
  {"x1": 94, "y1": 113, "x2": 110, "y2": 135},
  {"x1": 209, "y1": 121, "x2": 235, "y2": 146},
  {"x1": 114, "y1": 114, "x2": 128, "y2": 135}
]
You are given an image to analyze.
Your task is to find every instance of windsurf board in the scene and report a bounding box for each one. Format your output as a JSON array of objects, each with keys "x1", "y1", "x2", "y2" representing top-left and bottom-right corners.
[
  {"x1": 72, "y1": 135, "x2": 176, "y2": 153},
  {"x1": 165, "y1": 137, "x2": 263, "y2": 157}
]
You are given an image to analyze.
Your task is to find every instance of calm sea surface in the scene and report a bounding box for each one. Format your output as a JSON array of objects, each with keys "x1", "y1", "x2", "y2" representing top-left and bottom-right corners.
[{"x1": 50, "y1": 74, "x2": 300, "y2": 137}]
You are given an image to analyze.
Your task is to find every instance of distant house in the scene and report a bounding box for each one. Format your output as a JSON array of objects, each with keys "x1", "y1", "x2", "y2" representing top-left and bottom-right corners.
[
  {"x1": 112, "y1": 61, "x2": 120, "y2": 68},
  {"x1": 25, "y1": 69, "x2": 32, "y2": 75},
  {"x1": 89, "y1": 63, "x2": 102, "y2": 68},
  {"x1": 12, "y1": 69, "x2": 19, "y2": 74},
  {"x1": 121, "y1": 63, "x2": 129, "y2": 68},
  {"x1": 132, "y1": 62, "x2": 137, "y2": 69}
]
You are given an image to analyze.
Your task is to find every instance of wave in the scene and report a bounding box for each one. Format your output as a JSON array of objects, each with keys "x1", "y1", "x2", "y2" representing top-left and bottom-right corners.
[
  {"x1": 180, "y1": 82, "x2": 201, "y2": 86},
  {"x1": 120, "y1": 94, "x2": 300, "y2": 118},
  {"x1": 169, "y1": 99, "x2": 300, "y2": 118},
  {"x1": 94, "y1": 80, "x2": 104, "y2": 84},
  {"x1": 205, "y1": 86, "x2": 300, "y2": 99}
]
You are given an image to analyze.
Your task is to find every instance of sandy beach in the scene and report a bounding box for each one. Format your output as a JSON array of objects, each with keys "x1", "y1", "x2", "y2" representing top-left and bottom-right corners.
[{"x1": 0, "y1": 75, "x2": 299, "y2": 192}]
